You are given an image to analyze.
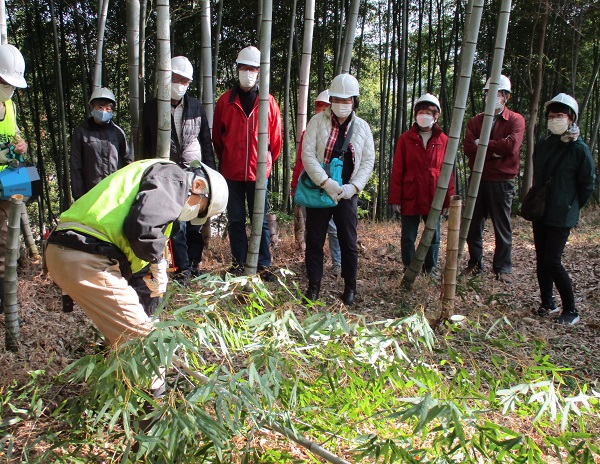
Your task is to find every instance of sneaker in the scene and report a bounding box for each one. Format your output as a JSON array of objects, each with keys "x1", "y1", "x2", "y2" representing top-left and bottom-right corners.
[
  {"x1": 460, "y1": 264, "x2": 482, "y2": 277},
  {"x1": 532, "y1": 304, "x2": 560, "y2": 317},
  {"x1": 497, "y1": 273, "x2": 513, "y2": 284},
  {"x1": 556, "y1": 312, "x2": 580, "y2": 325},
  {"x1": 331, "y1": 263, "x2": 341, "y2": 278}
]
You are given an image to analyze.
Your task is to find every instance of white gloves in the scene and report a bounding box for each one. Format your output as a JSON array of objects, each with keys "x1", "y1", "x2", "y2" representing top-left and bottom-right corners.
[
  {"x1": 391, "y1": 204, "x2": 401, "y2": 214},
  {"x1": 336, "y1": 183, "x2": 357, "y2": 201},
  {"x1": 144, "y1": 259, "x2": 169, "y2": 298},
  {"x1": 322, "y1": 178, "x2": 343, "y2": 200}
]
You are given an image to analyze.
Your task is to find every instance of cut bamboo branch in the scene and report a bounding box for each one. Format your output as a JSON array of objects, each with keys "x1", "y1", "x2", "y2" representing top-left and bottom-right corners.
[{"x1": 20, "y1": 204, "x2": 39, "y2": 258}]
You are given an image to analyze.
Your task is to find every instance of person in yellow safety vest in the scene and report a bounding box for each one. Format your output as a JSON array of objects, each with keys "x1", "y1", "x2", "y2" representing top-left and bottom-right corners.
[
  {"x1": 45, "y1": 159, "x2": 228, "y2": 346},
  {"x1": 0, "y1": 44, "x2": 28, "y2": 315}
]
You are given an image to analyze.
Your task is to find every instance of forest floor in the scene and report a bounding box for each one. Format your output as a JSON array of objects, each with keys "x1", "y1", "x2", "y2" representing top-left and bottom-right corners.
[{"x1": 1, "y1": 206, "x2": 599, "y2": 461}]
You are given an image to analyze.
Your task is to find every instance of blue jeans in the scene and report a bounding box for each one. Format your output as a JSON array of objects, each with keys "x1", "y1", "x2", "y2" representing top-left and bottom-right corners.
[
  {"x1": 401, "y1": 215, "x2": 440, "y2": 273},
  {"x1": 226, "y1": 180, "x2": 271, "y2": 268},
  {"x1": 327, "y1": 218, "x2": 341, "y2": 266}
]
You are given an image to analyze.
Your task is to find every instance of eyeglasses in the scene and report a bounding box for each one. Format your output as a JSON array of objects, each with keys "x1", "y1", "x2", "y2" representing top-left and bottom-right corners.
[{"x1": 548, "y1": 113, "x2": 568, "y2": 121}]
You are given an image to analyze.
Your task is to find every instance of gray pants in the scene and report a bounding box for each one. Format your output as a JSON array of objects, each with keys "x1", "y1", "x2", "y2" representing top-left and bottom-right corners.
[{"x1": 466, "y1": 179, "x2": 515, "y2": 274}]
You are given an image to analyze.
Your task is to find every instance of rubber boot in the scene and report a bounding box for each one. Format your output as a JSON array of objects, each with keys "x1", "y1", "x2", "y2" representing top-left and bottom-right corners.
[
  {"x1": 342, "y1": 280, "x2": 356, "y2": 306},
  {"x1": 305, "y1": 280, "x2": 321, "y2": 301}
]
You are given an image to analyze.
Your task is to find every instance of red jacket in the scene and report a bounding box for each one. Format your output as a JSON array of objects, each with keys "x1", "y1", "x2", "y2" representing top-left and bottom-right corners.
[
  {"x1": 463, "y1": 107, "x2": 525, "y2": 181},
  {"x1": 388, "y1": 124, "x2": 455, "y2": 216},
  {"x1": 213, "y1": 86, "x2": 282, "y2": 181}
]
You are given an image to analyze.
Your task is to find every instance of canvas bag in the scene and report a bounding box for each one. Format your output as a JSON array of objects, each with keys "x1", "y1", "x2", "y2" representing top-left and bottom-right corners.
[{"x1": 294, "y1": 120, "x2": 354, "y2": 208}]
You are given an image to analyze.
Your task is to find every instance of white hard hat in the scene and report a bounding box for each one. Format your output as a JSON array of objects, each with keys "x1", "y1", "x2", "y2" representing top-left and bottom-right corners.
[
  {"x1": 315, "y1": 90, "x2": 330, "y2": 104},
  {"x1": 484, "y1": 74, "x2": 511, "y2": 93},
  {"x1": 186, "y1": 162, "x2": 229, "y2": 225},
  {"x1": 171, "y1": 56, "x2": 194, "y2": 81},
  {"x1": 414, "y1": 93, "x2": 441, "y2": 113},
  {"x1": 88, "y1": 87, "x2": 116, "y2": 105},
  {"x1": 544, "y1": 93, "x2": 579, "y2": 122},
  {"x1": 0, "y1": 44, "x2": 27, "y2": 88},
  {"x1": 236, "y1": 46, "x2": 261, "y2": 68},
  {"x1": 329, "y1": 74, "x2": 360, "y2": 98}
]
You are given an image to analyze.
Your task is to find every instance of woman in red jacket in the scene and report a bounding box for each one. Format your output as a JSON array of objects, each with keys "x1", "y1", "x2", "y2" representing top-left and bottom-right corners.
[{"x1": 388, "y1": 93, "x2": 454, "y2": 275}]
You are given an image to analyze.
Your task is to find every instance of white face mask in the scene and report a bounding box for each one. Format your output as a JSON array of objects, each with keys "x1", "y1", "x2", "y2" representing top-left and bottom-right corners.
[
  {"x1": 0, "y1": 84, "x2": 16, "y2": 102},
  {"x1": 239, "y1": 70, "x2": 258, "y2": 89},
  {"x1": 495, "y1": 97, "x2": 504, "y2": 112},
  {"x1": 331, "y1": 103, "x2": 353, "y2": 119},
  {"x1": 548, "y1": 118, "x2": 569, "y2": 135},
  {"x1": 416, "y1": 114, "x2": 435, "y2": 129},
  {"x1": 178, "y1": 200, "x2": 201, "y2": 222},
  {"x1": 171, "y1": 83, "x2": 188, "y2": 100}
]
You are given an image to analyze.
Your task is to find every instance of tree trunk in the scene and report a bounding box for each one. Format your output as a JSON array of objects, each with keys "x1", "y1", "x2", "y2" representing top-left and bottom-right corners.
[
  {"x1": 92, "y1": 0, "x2": 109, "y2": 89},
  {"x1": 5, "y1": 196, "x2": 23, "y2": 352},
  {"x1": 282, "y1": 0, "x2": 297, "y2": 211},
  {"x1": 339, "y1": 0, "x2": 360, "y2": 74},
  {"x1": 246, "y1": 0, "x2": 273, "y2": 274},
  {"x1": 155, "y1": 0, "x2": 171, "y2": 159},
  {"x1": 0, "y1": 0, "x2": 7, "y2": 44},
  {"x1": 126, "y1": 0, "x2": 140, "y2": 158},
  {"x1": 521, "y1": 0, "x2": 547, "y2": 197}
]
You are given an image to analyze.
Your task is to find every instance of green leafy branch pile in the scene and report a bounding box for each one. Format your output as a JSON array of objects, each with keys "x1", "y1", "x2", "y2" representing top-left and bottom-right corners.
[{"x1": 1, "y1": 273, "x2": 599, "y2": 463}]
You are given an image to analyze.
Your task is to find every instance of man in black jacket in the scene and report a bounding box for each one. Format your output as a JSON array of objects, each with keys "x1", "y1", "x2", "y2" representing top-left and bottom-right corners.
[{"x1": 142, "y1": 56, "x2": 217, "y2": 283}]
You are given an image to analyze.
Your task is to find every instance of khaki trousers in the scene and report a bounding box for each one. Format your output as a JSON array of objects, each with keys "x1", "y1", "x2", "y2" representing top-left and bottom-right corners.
[{"x1": 45, "y1": 243, "x2": 154, "y2": 345}]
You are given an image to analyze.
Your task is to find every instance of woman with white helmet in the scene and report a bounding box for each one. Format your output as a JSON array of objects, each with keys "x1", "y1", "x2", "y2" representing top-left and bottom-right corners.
[
  {"x1": 301, "y1": 74, "x2": 375, "y2": 305},
  {"x1": 529, "y1": 93, "x2": 595, "y2": 325},
  {"x1": 388, "y1": 93, "x2": 455, "y2": 275}
]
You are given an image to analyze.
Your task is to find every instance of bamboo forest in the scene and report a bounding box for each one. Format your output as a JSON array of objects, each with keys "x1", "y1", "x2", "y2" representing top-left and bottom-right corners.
[{"x1": 0, "y1": 0, "x2": 599, "y2": 462}]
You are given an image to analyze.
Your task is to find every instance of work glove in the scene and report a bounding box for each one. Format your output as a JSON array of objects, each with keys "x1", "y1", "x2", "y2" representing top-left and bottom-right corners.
[
  {"x1": 336, "y1": 183, "x2": 357, "y2": 201},
  {"x1": 474, "y1": 139, "x2": 479, "y2": 146},
  {"x1": 144, "y1": 259, "x2": 169, "y2": 298},
  {"x1": 391, "y1": 204, "x2": 401, "y2": 214},
  {"x1": 322, "y1": 178, "x2": 343, "y2": 201}
]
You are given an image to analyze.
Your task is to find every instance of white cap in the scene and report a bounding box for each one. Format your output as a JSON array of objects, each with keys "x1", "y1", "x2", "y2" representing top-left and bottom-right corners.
[
  {"x1": 544, "y1": 93, "x2": 579, "y2": 122},
  {"x1": 329, "y1": 74, "x2": 360, "y2": 98},
  {"x1": 414, "y1": 93, "x2": 441, "y2": 113},
  {"x1": 88, "y1": 87, "x2": 116, "y2": 105},
  {"x1": 0, "y1": 44, "x2": 26, "y2": 88},
  {"x1": 236, "y1": 46, "x2": 261, "y2": 68},
  {"x1": 171, "y1": 56, "x2": 194, "y2": 81},
  {"x1": 185, "y1": 162, "x2": 229, "y2": 225},
  {"x1": 315, "y1": 90, "x2": 330, "y2": 104},
  {"x1": 484, "y1": 74, "x2": 511, "y2": 93}
]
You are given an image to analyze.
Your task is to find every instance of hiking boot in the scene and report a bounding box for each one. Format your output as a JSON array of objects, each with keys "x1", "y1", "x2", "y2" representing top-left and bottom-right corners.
[
  {"x1": 173, "y1": 268, "x2": 192, "y2": 286},
  {"x1": 460, "y1": 264, "x2": 482, "y2": 277},
  {"x1": 556, "y1": 311, "x2": 580, "y2": 325},
  {"x1": 341, "y1": 280, "x2": 356, "y2": 306},
  {"x1": 257, "y1": 265, "x2": 277, "y2": 282},
  {"x1": 331, "y1": 263, "x2": 341, "y2": 278},
  {"x1": 497, "y1": 273, "x2": 513, "y2": 284},
  {"x1": 305, "y1": 281, "x2": 321, "y2": 301},
  {"x1": 228, "y1": 264, "x2": 244, "y2": 276},
  {"x1": 531, "y1": 304, "x2": 560, "y2": 317}
]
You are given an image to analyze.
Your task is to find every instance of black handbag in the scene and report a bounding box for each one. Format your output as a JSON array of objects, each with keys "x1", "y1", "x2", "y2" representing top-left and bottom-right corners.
[{"x1": 520, "y1": 148, "x2": 567, "y2": 222}]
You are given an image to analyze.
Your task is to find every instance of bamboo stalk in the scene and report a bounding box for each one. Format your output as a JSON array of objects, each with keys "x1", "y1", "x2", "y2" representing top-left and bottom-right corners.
[
  {"x1": 5, "y1": 195, "x2": 23, "y2": 351},
  {"x1": 439, "y1": 195, "x2": 462, "y2": 323},
  {"x1": 20, "y1": 205, "x2": 39, "y2": 258}
]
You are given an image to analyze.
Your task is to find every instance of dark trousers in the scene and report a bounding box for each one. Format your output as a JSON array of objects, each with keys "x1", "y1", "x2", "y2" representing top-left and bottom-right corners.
[
  {"x1": 466, "y1": 179, "x2": 514, "y2": 274},
  {"x1": 401, "y1": 215, "x2": 440, "y2": 273},
  {"x1": 226, "y1": 180, "x2": 271, "y2": 268},
  {"x1": 532, "y1": 222, "x2": 575, "y2": 312},
  {"x1": 129, "y1": 266, "x2": 158, "y2": 316},
  {"x1": 186, "y1": 223, "x2": 205, "y2": 269},
  {"x1": 305, "y1": 195, "x2": 358, "y2": 283},
  {"x1": 170, "y1": 220, "x2": 190, "y2": 271}
]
